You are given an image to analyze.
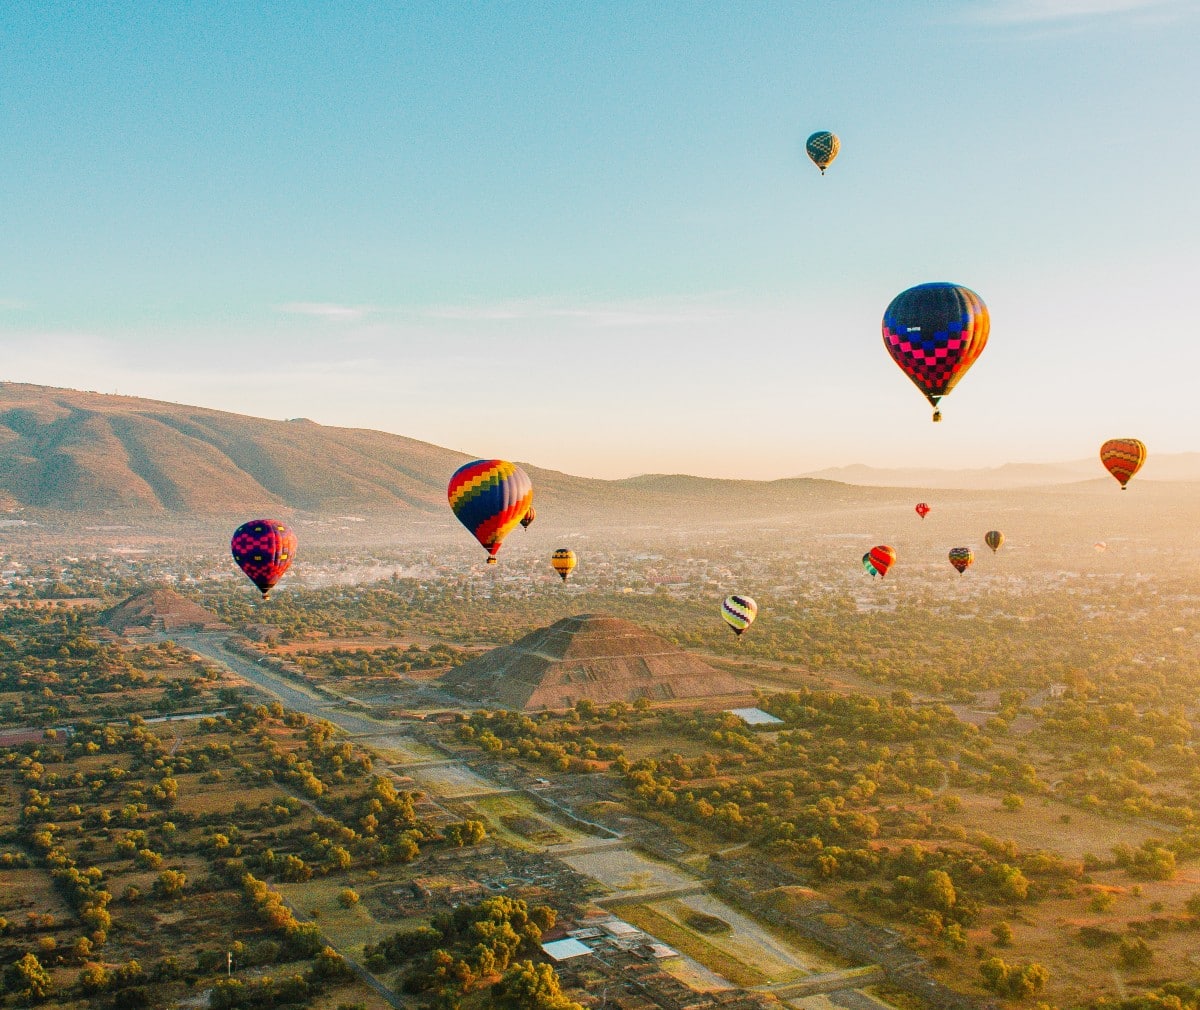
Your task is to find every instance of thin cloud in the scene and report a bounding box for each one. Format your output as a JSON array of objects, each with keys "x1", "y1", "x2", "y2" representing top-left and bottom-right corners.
[
  {"x1": 0, "y1": 299, "x2": 31, "y2": 311},
  {"x1": 276, "y1": 302, "x2": 372, "y2": 322},
  {"x1": 971, "y1": 0, "x2": 1192, "y2": 22},
  {"x1": 424, "y1": 298, "x2": 723, "y2": 328}
]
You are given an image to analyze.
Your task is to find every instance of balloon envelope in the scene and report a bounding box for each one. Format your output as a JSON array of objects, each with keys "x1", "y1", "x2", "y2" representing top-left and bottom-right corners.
[
  {"x1": 1100, "y1": 438, "x2": 1147, "y2": 489},
  {"x1": 882, "y1": 282, "x2": 989, "y2": 421},
  {"x1": 915, "y1": 502, "x2": 931, "y2": 519},
  {"x1": 985, "y1": 530, "x2": 1004, "y2": 553},
  {"x1": 868, "y1": 545, "x2": 897, "y2": 578},
  {"x1": 949, "y1": 547, "x2": 974, "y2": 574},
  {"x1": 805, "y1": 131, "x2": 840, "y2": 174},
  {"x1": 447, "y1": 460, "x2": 534, "y2": 563},
  {"x1": 520, "y1": 505, "x2": 536, "y2": 530},
  {"x1": 551, "y1": 548, "x2": 576, "y2": 582},
  {"x1": 722, "y1": 595, "x2": 758, "y2": 636},
  {"x1": 231, "y1": 519, "x2": 297, "y2": 598}
]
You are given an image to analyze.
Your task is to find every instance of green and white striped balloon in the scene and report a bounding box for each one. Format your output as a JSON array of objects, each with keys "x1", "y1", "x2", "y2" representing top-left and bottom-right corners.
[{"x1": 721, "y1": 595, "x2": 758, "y2": 637}]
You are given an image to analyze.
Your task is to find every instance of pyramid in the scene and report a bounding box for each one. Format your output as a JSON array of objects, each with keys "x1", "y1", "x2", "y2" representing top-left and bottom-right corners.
[
  {"x1": 99, "y1": 587, "x2": 228, "y2": 636},
  {"x1": 441, "y1": 614, "x2": 745, "y2": 711}
]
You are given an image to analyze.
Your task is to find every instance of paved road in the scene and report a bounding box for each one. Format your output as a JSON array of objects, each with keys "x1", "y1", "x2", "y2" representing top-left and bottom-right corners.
[{"x1": 169, "y1": 632, "x2": 385, "y2": 736}]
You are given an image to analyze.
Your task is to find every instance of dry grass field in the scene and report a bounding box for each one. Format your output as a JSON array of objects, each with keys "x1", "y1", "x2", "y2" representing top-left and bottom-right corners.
[
  {"x1": 948, "y1": 789, "x2": 1158, "y2": 860},
  {"x1": 467, "y1": 793, "x2": 577, "y2": 849},
  {"x1": 275, "y1": 876, "x2": 399, "y2": 957},
  {"x1": 356, "y1": 732, "x2": 444, "y2": 764}
]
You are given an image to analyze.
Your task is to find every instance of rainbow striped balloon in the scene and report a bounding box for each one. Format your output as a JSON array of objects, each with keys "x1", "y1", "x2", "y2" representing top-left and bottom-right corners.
[
  {"x1": 949, "y1": 547, "x2": 974, "y2": 575},
  {"x1": 447, "y1": 459, "x2": 533, "y2": 564},
  {"x1": 721, "y1": 595, "x2": 758, "y2": 637}
]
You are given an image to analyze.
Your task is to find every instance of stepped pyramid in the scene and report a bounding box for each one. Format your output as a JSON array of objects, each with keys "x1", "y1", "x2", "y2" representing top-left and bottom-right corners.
[
  {"x1": 99, "y1": 587, "x2": 228, "y2": 636},
  {"x1": 442, "y1": 613, "x2": 745, "y2": 711}
]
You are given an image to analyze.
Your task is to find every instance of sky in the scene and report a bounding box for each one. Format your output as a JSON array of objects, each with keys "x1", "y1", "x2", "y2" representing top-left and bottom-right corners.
[{"x1": 1, "y1": 1, "x2": 1198, "y2": 480}]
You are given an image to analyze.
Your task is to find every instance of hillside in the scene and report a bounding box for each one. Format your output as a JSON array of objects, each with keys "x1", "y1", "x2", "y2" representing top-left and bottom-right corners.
[
  {"x1": 0, "y1": 383, "x2": 903, "y2": 518},
  {"x1": 0, "y1": 383, "x2": 470, "y2": 515},
  {"x1": 0, "y1": 383, "x2": 1186, "y2": 525}
]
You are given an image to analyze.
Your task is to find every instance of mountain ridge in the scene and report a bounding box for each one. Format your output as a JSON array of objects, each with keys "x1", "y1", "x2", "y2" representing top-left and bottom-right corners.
[
  {"x1": 801, "y1": 454, "x2": 1200, "y2": 489},
  {"x1": 0, "y1": 383, "x2": 1191, "y2": 517}
]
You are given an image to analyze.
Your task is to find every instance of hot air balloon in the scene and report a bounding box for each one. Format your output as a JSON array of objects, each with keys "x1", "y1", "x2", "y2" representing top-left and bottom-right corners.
[
  {"x1": 1094, "y1": 541, "x2": 1108, "y2": 552},
  {"x1": 520, "y1": 505, "x2": 536, "y2": 530},
  {"x1": 805, "y1": 131, "x2": 840, "y2": 174},
  {"x1": 721, "y1": 595, "x2": 758, "y2": 637},
  {"x1": 862, "y1": 552, "x2": 878, "y2": 578},
  {"x1": 915, "y1": 502, "x2": 931, "y2": 520},
  {"x1": 949, "y1": 547, "x2": 974, "y2": 574},
  {"x1": 231, "y1": 519, "x2": 297, "y2": 599},
  {"x1": 447, "y1": 460, "x2": 534, "y2": 564},
  {"x1": 868, "y1": 545, "x2": 897, "y2": 578},
  {"x1": 551, "y1": 548, "x2": 576, "y2": 582},
  {"x1": 883, "y1": 282, "x2": 989, "y2": 421},
  {"x1": 1100, "y1": 438, "x2": 1147, "y2": 490},
  {"x1": 985, "y1": 530, "x2": 1004, "y2": 553}
]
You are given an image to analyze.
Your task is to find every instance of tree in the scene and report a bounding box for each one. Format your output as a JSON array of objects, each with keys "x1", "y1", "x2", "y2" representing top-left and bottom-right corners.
[
  {"x1": 78, "y1": 962, "x2": 110, "y2": 994},
  {"x1": 991, "y1": 921, "x2": 1014, "y2": 947},
  {"x1": 444, "y1": 820, "x2": 487, "y2": 847},
  {"x1": 492, "y1": 960, "x2": 584, "y2": 1010},
  {"x1": 1009, "y1": 962, "x2": 1049, "y2": 999},
  {"x1": 980, "y1": 957, "x2": 1048, "y2": 998},
  {"x1": 979, "y1": 956, "x2": 1010, "y2": 994},
  {"x1": 919, "y1": 870, "x2": 957, "y2": 913},
  {"x1": 6, "y1": 952, "x2": 54, "y2": 1003},
  {"x1": 338, "y1": 888, "x2": 360, "y2": 908},
  {"x1": 1119, "y1": 937, "x2": 1153, "y2": 970},
  {"x1": 153, "y1": 869, "x2": 188, "y2": 900}
]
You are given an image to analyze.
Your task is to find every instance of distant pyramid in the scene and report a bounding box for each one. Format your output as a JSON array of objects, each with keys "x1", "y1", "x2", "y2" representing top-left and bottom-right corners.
[
  {"x1": 442, "y1": 613, "x2": 745, "y2": 711},
  {"x1": 99, "y1": 587, "x2": 228, "y2": 636}
]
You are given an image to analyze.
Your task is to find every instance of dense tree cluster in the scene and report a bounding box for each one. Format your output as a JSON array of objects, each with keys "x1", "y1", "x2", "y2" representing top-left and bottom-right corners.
[{"x1": 363, "y1": 896, "x2": 572, "y2": 1008}]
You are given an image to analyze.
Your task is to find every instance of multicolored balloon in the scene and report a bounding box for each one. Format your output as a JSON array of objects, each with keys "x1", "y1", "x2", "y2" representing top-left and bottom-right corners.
[
  {"x1": 231, "y1": 519, "x2": 297, "y2": 599},
  {"x1": 721, "y1": 595, "x2": 758, "y2": 637},
  {"x1": 949, "y1": 547, "x2": 974, "y2": 575},
  {"x1": 985, "y1": 530, "x2": 1004, "y2": 553},
  {"x1": 447, "y1": 460, "x2": 534, "y2": 564},
  {"x1": 882, "y1": 282, "x2": 989, "y2": 422},
  {"x1": 520, "y1": 505, "x2": 536, "y2": 530},
  {"x1": 868, "y1": 545, "x2": 897, "y2": 578},
  {"x1": 915, "y1": 502, "x2": 931, "y2": 520},
  {"x1": 805, "y1": 131, "x2": 840, "y2": 175},
  {"x1": 862, "y1": 552, "x2": 878, "y2": 578},
  {"x1": 551, "y1": 548, "x2": 576, "y2": 582},
  {"x1": 1100, "y1": 438, "x2": 1147, "y2": 490}
]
